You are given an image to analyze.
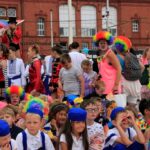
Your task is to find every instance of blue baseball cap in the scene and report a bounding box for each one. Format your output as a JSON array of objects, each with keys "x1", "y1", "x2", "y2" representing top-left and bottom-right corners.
[
  {"x1": 27, "y1": 108, "x2": 43, "y2": 118},
  {"x1": 0, "y1": 120, "x2": 10, "y2": 137},
  {"x1": 68, "y1": 108, "x2": 87, "y2": 121},
  {"x1": 110, "y1": 107, "x2": 125, "y2": 120}
]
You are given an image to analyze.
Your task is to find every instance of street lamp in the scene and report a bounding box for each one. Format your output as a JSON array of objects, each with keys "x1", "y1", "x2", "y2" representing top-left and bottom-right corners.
[{"x1": 106, "y1": 0, "x2": 110, "y2": 31}]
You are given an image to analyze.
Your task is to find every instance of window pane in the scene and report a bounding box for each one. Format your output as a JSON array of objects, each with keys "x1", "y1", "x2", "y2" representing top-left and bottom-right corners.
[
  {"x1": 7, "y1": 8, "x2": 16, "y2": 17},
  {"x1": 59, "y1": 5, "x2": 76, "y2": 37},
  {"x1": 132, "y1": 20, "x2": 139, "y2": 32},
  {"x1": 37, "y1": 18, "x2": 45, "y2": 36},
  {"x1": 0, "y1": 8, "x2": 6, "y2": 16},
  {"x1": 81, "y1": 6, "x2": 97, "y2": 37}
]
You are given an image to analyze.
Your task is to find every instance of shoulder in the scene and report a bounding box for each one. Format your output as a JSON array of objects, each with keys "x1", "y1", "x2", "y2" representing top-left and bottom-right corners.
[
  {"x1": 16, "y1": 58, "x2": 24, "y2": 63},
  {"x1": 10, "y1": 139, "x2": 17, "y2": 149},
  {"x1": 16, "y1": 131, "x2": 23, "y2": 140},
  {"x1": 60, "y1": 133, "x2": 67, "y2": 143},
  {"x1": 107, "y1": 127, "x2": 119, "y2": 136}
]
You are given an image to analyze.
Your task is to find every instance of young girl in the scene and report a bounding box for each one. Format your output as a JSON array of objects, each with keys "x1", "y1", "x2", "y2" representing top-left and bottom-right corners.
[
  {"x1": 26, "y1": 44, "x2": 45, "y2": 96},
  {"x1": 93, "y1": 31, "x2": 121, "y2": 95},
  {"x1": 81, "y1": 59, "x2": 97, "y2": 98},
  {"x1": 59, "y1": 107, "x2": 89, "y2": 150}
]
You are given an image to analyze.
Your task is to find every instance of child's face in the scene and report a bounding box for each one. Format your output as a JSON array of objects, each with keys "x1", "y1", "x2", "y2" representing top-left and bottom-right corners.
[
  {"x1": 95, "y1": 101, "x2": 103, "y2": 114},
  {"x1": 2, "y1": 114, "x2": 15, "y2": 127},
  {"x1": 82, "y1": 65, "x2": 91, "y2": 73},
  {"x1": 10, "y1": 94, "x2": 20, "y2": 106},
  {"x1": 118, "y1": 112, "x2": 129, "y2": 129},
  {"x1": 0, "y1": 134, "x2": 11, "y2": 147},
  {"x1": 25, "y1": 113, "x2": 42, "y2": 135},
  {"x1": 72, "y1": 121, "x2": 86, "y2": 134},
  {"x1": 62, "y1": 61, "x2": 72, "y2": 69},
  {"x1": 8, "y1": 49, "x2": 15, "y2": 60},
  {"x1": 55, "y1": 110, "x2": 67, "y2": 126},
  {"x1": 85, "y1": 103, "x2": 99, "y2": 121}
]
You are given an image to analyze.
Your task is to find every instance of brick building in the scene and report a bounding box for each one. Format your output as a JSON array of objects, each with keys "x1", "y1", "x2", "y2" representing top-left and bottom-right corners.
[{"x1": 1, "y1": 0, "x2": 150, "y2": 56}]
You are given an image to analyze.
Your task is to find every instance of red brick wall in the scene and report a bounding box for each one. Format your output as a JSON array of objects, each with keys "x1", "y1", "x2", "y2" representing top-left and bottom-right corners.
[{"x1": 1, "y1": 0, "x2": 150, "y2": 58}]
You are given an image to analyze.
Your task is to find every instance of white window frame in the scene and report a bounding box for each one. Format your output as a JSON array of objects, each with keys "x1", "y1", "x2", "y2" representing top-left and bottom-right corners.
[
  {"x1": 132, "y1": 20, "x2": 139, "y2": 32},
  {"x1": 82, "y1": 42, "x2": 89, "y2": 49},
  {"x1": 81, "y1": 6, "x2": 97, "y2": 37},
  {"x1": 59, "y1": 5, "x2": 76, "y2": 37},
  {"x1": 0, "y1": 8, "x2": 6, "y2": 17},
  {"x1": 37, "y1": 17, "x2": 45, "y2": 36},
  {"x1": 7, "y1": 8, "x2": 16, "y2": 17}
]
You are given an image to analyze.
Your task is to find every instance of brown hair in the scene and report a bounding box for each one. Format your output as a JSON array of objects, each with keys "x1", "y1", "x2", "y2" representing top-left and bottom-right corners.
[
  {"x1": 30, "y1": 44, "x2": 40, "y2": 54},
  {"x1": 60, "y1": 53, "x2": 71, "y2": 64},
  {"x1": 81, "y1": 59, "x2": 91, "y2": 67},
  {"x1": 2, "y1": 107, "x2": 15, "y2": 117},
  {"x1": 143, "y1": 48, "x2": 150, "y2": 58}
]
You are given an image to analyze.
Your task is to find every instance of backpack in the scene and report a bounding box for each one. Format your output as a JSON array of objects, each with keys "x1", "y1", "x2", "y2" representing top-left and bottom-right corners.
[
  {"x1": 140, "y1": 64, "x2": 150, "y2": 85},
  {"x1": 123, "y1": 52, "x2": 142, "y2": 81}
]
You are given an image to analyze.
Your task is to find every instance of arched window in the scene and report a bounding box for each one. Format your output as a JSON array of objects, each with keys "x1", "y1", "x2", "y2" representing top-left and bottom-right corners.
[
  {"x1": 102, "y1": 7, "x2": 117, "y2": 36},
  {"x1": 37, "y1": 17, "x2": 45, "y2": 36},
  {"x1": 132, "y1": 20, "x2": 139, "y2": 32},
  {"x1": 7, "y1": 8, "x2": 16, "y2": 17},
  {"x1": 59, "y1": 5, "x2": 76, "y2": 37},
  {"x1": 81, "y1": 6, "x2": 96, "y2": 37},
  {"x1": 0, "y1": 8, "x2": 6, "y2": 17}
]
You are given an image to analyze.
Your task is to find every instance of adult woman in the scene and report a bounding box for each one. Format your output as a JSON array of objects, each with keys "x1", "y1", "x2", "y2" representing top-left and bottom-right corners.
[{"x1": 93, "y1": 31, "x2": 121, "y2": 95}]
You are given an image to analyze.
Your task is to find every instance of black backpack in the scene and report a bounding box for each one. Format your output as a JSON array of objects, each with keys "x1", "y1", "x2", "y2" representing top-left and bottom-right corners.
[
  {"x1": 123, "y1": 52, "x2": 142, "y2": 81},
  {"x1": 140, "y1": 64, "x2": 150, "y2": 85}
]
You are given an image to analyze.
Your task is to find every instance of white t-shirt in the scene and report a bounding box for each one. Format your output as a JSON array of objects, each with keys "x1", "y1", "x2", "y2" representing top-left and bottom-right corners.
[
  {"x1": 69, "y1": 50, "x2": 87, "y2": 72},
  {"x1": 104, "y1": 127, "x2": 137, "y2": 148},
  {"x1": 87, "y1": 122, "x2": 105, "y2": 150},
  {"x1": 0, "y1": 139, "x2": 17, "y2": 150},
  {"x1": 16, "y1": 129, "x2": 54, "y2": 150},
  {"x1": 60, "y1": 133, "x2": 85, "y2": 150}
]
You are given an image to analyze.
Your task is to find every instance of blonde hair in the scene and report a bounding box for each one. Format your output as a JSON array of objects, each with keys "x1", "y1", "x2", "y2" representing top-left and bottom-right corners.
[
  {"x1": 143, "y1": 48, "x2": 150, "y2": 58},
  {"x1": 2, "y1": 107, "x2": 15, "y2": 117}
]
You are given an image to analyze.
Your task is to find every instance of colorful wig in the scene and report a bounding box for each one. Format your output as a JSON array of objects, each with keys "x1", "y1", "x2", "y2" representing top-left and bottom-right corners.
[
  {"x1": 24, "y1": 93, "x2": 33, "y2": 101},
  {"x1": 93, "y1": 31, "x2": 114, "y2": 46},
  {"x1": 5, "y1": 85, "x2": 25, "y2": 99},
  {"x1": 114, "y1": 36, "x2": 132, "y2": 52},
  {"x1": 23, "y1": 97, "x2": 49, "y2": 121}
]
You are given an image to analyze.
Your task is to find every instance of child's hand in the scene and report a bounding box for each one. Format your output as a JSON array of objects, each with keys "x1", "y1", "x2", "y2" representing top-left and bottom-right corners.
[
  {"x1": 114, "y1": 113, "x2": 124, "y2": 127},
  {"x1": 49, "y1": 86, "x2": 54, "y2": 92},
  {"x1": 0, "y1": 143, "x2": 11, "y2": 150},
  {"x1": 127, "y1": 111, "x2": 136, "y2": 126}
]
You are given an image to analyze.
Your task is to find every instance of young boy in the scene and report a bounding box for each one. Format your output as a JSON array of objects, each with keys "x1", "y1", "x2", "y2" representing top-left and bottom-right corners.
[
  {"x1": 81, "y1": 98, "x2": 105, "y2": 150},
  {"x1": 104, "y1": 107, "x2": 145, "y2": 150},
  {"x1": 16, "y1": 108, "x2": 55, "y2": 150},
  {"x1": 59, "y1": 53, "x2": 85, "y2": 99},
  {"x1": 0, "y1": 119, "x2": 17, "y2": 150},
  {"x1": 7, "y1": 45, "x2": 26, "y2": 87},
  {"x1": 1, "y1": 106, "x2": 23, "y2": 139}
]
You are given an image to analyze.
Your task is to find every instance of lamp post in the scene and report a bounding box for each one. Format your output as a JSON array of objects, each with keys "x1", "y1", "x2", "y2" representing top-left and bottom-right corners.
[
  {"x1": 68, "y1": 0, "x2": 73, "y2": 44},
  {"x1": 106, "y1": 0, "x2": 109, "y2": 31},
  {"x1": 50, "y1": 10, "x2": 54, "y2": 47}
]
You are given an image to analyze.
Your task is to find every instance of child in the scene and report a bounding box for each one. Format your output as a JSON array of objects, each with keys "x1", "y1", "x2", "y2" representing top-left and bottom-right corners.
[
  {"x1": 139, "y1": 99, "x2": 150, "y2": 149},
  {"x1": 81, "y1": 59, "x2": 97, "y2": 98},
  {"x1": 1, "y1": 106, "x2": 23, "y2": 139},
  {"x1": 59, "y1": 107, "x2": 89, "y2": 150},
  {"x1": 81, "y1": 99, "x2": 105, "y2": 150},
  {"x1": 26, "y1": 44, "x2": 45, "y2": 96},
  {"x1": 104, "y1": 107, "x2": 145, "y2": 150},
  {"x1": 44, "y1": 102, "x2": 69, "y2": 145},
  {"x1": 5, "y1": 85, "x2": 25, "y2": 106},
  {"x1": 7, "y1": 45, "x2": 26, "y2": 87},
  {"x1": 16, "y1": 108, "x2": 54, "y2": 150},
  {"x1": 59, "y1": 53, "x2": 85, "y2": 99},
  {"x1": 0, "y1": 119, "x2": 17, "y2": 150}
]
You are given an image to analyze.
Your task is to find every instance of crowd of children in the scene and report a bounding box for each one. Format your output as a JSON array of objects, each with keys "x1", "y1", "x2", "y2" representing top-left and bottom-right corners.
[{"x1": 0, "y1": 18, "x2": 150, "y2": 150}]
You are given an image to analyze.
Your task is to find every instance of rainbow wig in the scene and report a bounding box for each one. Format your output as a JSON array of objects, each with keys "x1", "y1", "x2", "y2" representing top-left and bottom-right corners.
[
  {"x1": 93, "y1": 31, "x2": 114, "y2": 46},
  {"x1": 23, "y1": 97, "x2": 49, "y2": 121},
  {"x1": 114, "y1": 36, "x2": 132, "y2": 52},
  {"x1": 24, "y1": 93, "x2": 33, "y2": 101},
  {"x1": 5, "y1": 85, "x2": 25, "y2": 99}
]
